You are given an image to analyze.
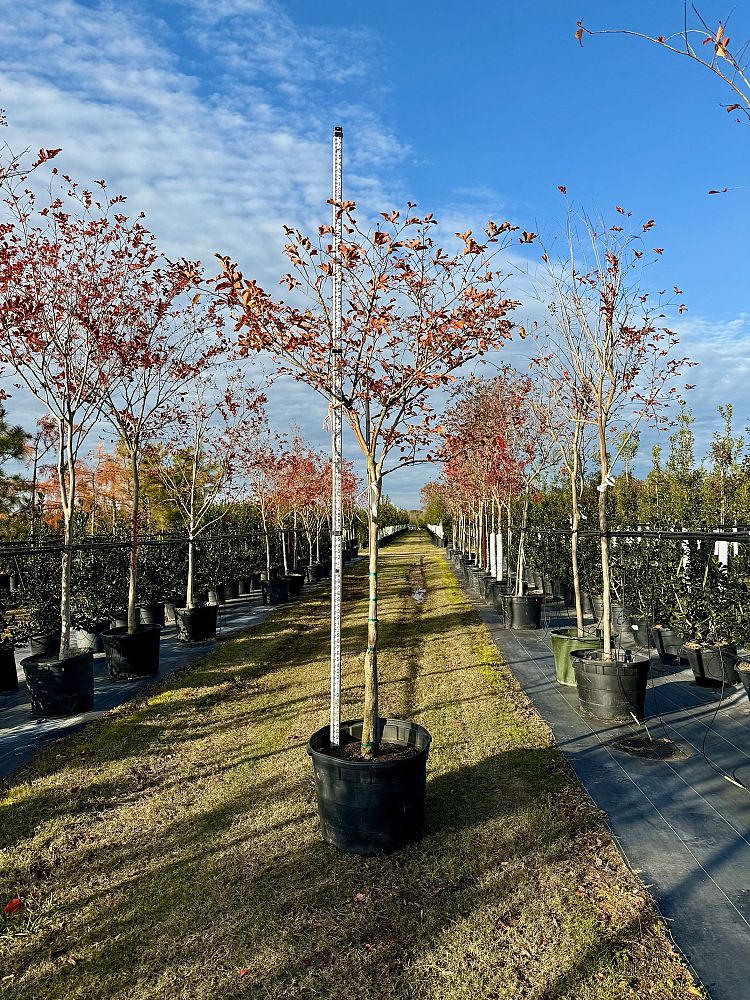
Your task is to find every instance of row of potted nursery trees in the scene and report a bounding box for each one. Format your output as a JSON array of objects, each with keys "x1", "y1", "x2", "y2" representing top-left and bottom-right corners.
[{"x1": 2, "y1": 138, "x2": 694, "y2": 856}]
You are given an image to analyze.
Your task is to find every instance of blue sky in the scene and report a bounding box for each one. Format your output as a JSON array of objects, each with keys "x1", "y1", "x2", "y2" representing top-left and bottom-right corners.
[{"x1": 1, "y1": 0, "x2": 748, "y2": 505}]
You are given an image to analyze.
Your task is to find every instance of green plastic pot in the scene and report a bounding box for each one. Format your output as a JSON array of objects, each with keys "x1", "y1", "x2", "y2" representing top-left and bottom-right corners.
[{"x1": 550, "y1": 627, "x2": 602, "y2": 686}]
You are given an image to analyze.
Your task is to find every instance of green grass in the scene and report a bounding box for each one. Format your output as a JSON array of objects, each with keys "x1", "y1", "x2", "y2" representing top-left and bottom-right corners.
[{"x1": 0, "y1": 532, "x2": 702, "y2": 999}]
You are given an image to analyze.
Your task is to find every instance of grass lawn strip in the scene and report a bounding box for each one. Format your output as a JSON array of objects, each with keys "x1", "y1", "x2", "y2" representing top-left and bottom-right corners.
[{"x1": 0, "y1": 532, "x2": 702, "y2": 999}]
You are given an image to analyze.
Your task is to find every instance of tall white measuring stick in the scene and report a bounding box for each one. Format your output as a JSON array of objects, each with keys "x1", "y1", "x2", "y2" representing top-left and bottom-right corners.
[{"x1": 329, "y1": 125, "x2": 343, "y2": 747}]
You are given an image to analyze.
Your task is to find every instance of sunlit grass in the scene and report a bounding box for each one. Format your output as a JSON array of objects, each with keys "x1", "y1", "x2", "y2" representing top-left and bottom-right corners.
[{"x1": 0, "y1": 533, "x2": 701, "y2": 998}]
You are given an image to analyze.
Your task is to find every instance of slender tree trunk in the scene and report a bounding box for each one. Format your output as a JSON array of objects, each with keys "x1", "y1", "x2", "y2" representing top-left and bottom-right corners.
[
  {"x1": 281, "y1": 529, "x2": 289, "y2": 574},
  {"x1": 127, "y1": 448, "x2": 140, "y2": 633},
  {"x1": 515, "y1": 491, "x2": 530, "y2": 597},
  {"x1": 597, "y1": 420, "x2": 613, "y2": 660},
  {"x1": 315, "y1": 522, "x2": 320, "y2": 562},
  {"x1": 361, "y1": 467, "x2": 381, "y2": 757},
  {"x1": 570, "y1": 428, "x2": 584, "y2": 635},
  {"x1": 186, "y1": 533, "x2": 195, "y2": 609}
]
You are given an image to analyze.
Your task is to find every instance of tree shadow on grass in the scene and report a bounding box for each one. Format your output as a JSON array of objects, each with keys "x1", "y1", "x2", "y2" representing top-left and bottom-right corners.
[{"x1": 2, "y1": 744, "x2": 689, "y2": 999}]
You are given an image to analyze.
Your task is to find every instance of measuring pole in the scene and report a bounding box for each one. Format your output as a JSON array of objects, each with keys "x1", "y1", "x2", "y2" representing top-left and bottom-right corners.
[{"x1": 329, "y1": 125, "x2": 343, "y2": 747}]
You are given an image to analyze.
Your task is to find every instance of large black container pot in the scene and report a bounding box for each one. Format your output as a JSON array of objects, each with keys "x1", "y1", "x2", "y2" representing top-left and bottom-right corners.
[
  {"x1": 319, "y1": 560, "x2": 332, "y2": 578},
  {"x1": 224, "y1": 581, "x2": 239, "y2": 600},
  {"x1": 610, "y1": 603, "x2": 638, "y2": 646},
  {"x1": 138, "y1": 603, "x2": 166, "y2": 626},
  {"x1": 102, "y1": 625, "x2": 161, "y2": 680},
  {"x1": 627, "y1": 616, "x2": 653, "y2": 653},
  {"x1": 110, "y1": 613, "x2": 128, "y2": 630},
  {"x1": 681, "y1": 643, "x2": 740, "y2": 686},
  {"x1": 262, "y1": 579, "x2": 290, "y2": 605},
  {"x1": 305, "y1": 563, "x2": 322, "y2": 584},
  {"x1": 237, "y1": 577, "x2": 252, "y2": 596},
  {"x1": 207, "y1": 586, "x2": 226, "y2": 607},
  {"x1": 0, "y1": 646, "x2": 18, "y2": 693},
  {"x1": 70, "y1": 627, "x2": 104, "y2": 654},
  {"x1": 284, "y1": 573, "x2": 304, "y2": 598},
  {"x1": 550, "y1": 627, "x2": 602, "y2": 686},
  {"x1": 21, "y1": 650, "x2": 94, "y2": 717},
  {"x1": 652, "y1": 625, "x2": 686, "y2": 666},
  {"x1": 29, "y1": 632, "x2": 62, "y2": 657},
  {"x1": 250, "y1": 571, "x2": 262, "y2": 591},
  {"x1": 480, "y1": 574, "x2": 496, "y2": 602},
  {"x1": 307, "y1": 718, "x2": 432, "y2": 856},
  {"x1": 737, "y1": 658, "x2": 750, "y2": 702},
  {"x1": 502, "y1": 593, "x2": 544, "y2": 630},
  {"x1": 572, "y1": 649, "x2": 650, "y2": 722},
  {"x1": 591, "y1": 595, "x2": 604, "y2": 621},
  {"x1": 491, "y1": 581, "x2": 510, "y2": 614},
  {"x1": 580, "y1": 591, "x2": 594, "y2": 617},
  {"x1": 174, "y1": 604, "x2": 218, "y2": 643}
]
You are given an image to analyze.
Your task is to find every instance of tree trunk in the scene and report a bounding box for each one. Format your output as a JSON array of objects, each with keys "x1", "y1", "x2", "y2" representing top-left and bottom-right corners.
[
  {"x1": 60, "y1": 512, "x2": 73, "y2": 659},
  {"x1": 281, "y1": 529, "x2": 289, "y2": 575},
  {"x1": 186, "y1": 534, "x2": 195, "y2": 609},
  {"x1": 597, "y1": 422, "x2": 613, "y2": 660},
  {"x1": 127, "y1": 449, "x2": 140, "y2": 633},
  {"x1": 515, "y1": 492, "x2": 530, "y2": 597},
  {"x1": 361, "y1": 470, "x2": 381, "y2": 757},
  {"x1": 570, "y1": 430, "x2": 585, "y2": 636}
]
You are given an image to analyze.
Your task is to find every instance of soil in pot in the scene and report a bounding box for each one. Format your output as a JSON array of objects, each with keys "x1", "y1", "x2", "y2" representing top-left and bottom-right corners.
[
  {"x1": 681, "y1": 642, "x2": 740, "y2": 686},
  {"x1": 307, "y1": 717, "x2": 431, "y2": 856},
  {"x1": 21, "y1": 650, "x2": 94, "y2": 717},
  {"x1": 0, "y1": 647, "x2": 18, "y2": 693},
  {"x1": 102, "y1": 625, "x2": 161, "y2": 680},
  {"x1": 175, "y1": 604, "x2": 218, "y2": 643},
  {"x1": 550, "y1": 627, "x2": 602, "y2": 686},
  {"x1": 502, "y1": 593, "x2": 543, "y2": 630},
  {"x1": 572, "y1": 648, "x2": 650, "y2": 722}
]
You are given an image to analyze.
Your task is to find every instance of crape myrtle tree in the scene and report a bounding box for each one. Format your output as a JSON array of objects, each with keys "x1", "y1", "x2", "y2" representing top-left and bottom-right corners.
[
  {"x1": 534, "y1": 204, "x2": 693, "y2": 659},
  {"x1": 0, "y1": 160, "x2": 158, "y2": 659},
  {"x1": 147, "y1": 375, "x2": 265, "y2": 610},
  {"x1": 97, "y1": 269, "x2": 223, "y2": 633},
  {"x1": 217, "y1": 204, "x2": 522, "y2": 757}
]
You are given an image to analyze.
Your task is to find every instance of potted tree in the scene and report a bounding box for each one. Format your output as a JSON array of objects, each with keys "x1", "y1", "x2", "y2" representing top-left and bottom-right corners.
[
  {"x1": 0, "y1": 162, "x2": 136, "y2": 714},
  {"x1": 537, "y1": 204, "x2": 692, "y2": 721},
  {"x1": 148, "y1": 375, "x2": 264, "y2": 642},
  {"x1": 218, "y1": 190, "x2": 520, "y2": 852}
]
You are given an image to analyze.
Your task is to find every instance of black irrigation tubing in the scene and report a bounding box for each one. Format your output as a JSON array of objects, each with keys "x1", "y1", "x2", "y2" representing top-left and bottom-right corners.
[
  {"x1": 0, "y1": 529, "x2": 331, "y2": 560},
  {"x1": 527, "y1": 527, "x2": 750, "y2": 544}
]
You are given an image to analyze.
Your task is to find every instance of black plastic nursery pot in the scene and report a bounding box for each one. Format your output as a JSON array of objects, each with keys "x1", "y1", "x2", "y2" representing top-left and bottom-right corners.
[
  {"x1": 250, "y1": 571, "x2": 262, "y2": 590},
  {"x1": 737, "y1": 658, "x2": 750, "y2": 702},
  {"x1": 652, "y1": 625, "x2": 686, "y2": 666},
  {"x1": 550, "y1": 627, "x2": 602, "y2": 687},
  {"x1": 572, "y1": 648, "x2": 650, "y2": 722},
  {"x1": 138, "y1": 603, "x2": 166, "y2": 626},
  {"x1": 305, "y1": 563, "x2": 322, "y2": 583},
  {"x1": 680, "y1": 642, "x2": 740, "y2": 686},
  {"x1": 0, "y1": 647, "x2": 18, "y2": 693},
  {"x1": 102, "y1": 625, "x2": 161, "y2": 680},
  {"x1": 29, "y1": 632, "x2": 62, "y2": 658},
  {"x1": 175, "y1": 604, "x2": 218, "y2": 643},
  {"x1": 502, "y1": 593, "x2": 544, "y2": 630},
  {"x1": 70, "y1": 627, "x2": 104, "y2": 654},
  {"x1": 207, "y1": 586, "x2": 226, "y2": 606},
  {"x1": 284, "y1": 573, "x2": 305, "y2": 598},
  {"x1": 490, "y1": 581, "x2": 510, "y2": 614},
  {"x1": 237, "y1": 577, "x2": 252, "y2": 596},
  {"x1": 21, "y1": 650, "x2": 94, "y2": 717},
  {"x1": 307, "y1": 718, "x2": 432, "y2": 856},
  {"x1": 224, "y1": 581, "x2": 239, "y2": 600},
  {"x1": 627, "y1": 616, "x2": 653, "y2": 653},
  {"x1": 262, "y1": 578, "x2": 290, "y2": 605}
]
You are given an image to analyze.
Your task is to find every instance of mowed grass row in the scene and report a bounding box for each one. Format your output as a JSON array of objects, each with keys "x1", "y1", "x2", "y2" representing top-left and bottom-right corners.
[{"x1": 0, "y1": 532, "x2": 700, "y2": 999}]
